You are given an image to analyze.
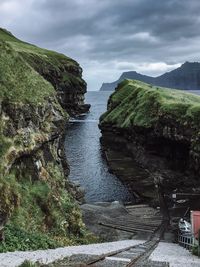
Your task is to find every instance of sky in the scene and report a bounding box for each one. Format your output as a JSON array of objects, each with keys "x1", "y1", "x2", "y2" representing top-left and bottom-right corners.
[{"x1": 0, "y1": 0, "x2": 200, "y2": 91}]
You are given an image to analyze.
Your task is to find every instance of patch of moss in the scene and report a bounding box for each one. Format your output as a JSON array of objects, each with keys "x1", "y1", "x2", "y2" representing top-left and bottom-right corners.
[{"x1": 100, "y1": 79, "x2": 200, "y2": 129}]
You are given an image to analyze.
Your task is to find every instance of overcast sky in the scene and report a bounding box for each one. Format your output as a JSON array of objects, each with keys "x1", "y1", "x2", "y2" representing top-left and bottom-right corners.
[{"x1": 1, "y1": 0, "x2": 200, "y2": 90}]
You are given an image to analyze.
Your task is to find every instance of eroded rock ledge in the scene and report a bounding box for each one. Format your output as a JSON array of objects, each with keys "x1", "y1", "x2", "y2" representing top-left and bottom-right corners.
[{"x1": 99, "y1": 80, "x2": 200, "y2": 203}]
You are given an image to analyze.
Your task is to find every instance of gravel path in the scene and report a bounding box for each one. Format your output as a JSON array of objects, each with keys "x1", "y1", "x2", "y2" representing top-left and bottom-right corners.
[
  {"x1": 150, "y1": 242, "x2": 200, "y2": 267},
  {"x1": 0, "y1": 240, "x2": 145, "y2": 267}
]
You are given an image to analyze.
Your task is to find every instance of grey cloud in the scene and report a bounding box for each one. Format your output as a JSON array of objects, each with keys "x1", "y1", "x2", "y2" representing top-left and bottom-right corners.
[{"x1": 0, "y1": 0, "x2": 200, "y2": 90}]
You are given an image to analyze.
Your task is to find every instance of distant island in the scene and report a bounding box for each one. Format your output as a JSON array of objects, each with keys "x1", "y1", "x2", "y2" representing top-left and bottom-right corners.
[{"x1": 99, "y1": 62, "x2": 200, "y2": 91}]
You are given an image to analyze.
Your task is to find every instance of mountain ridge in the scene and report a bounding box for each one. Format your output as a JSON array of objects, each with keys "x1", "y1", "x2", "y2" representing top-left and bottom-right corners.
[{"x1": 100, "y1": 62, "x2": 200, "y2": 91}]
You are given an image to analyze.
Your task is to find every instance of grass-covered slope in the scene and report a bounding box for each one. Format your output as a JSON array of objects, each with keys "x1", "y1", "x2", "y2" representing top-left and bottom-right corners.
[
  {"x1": 0, "y1": 28, "x2": 76, "y2": 69},
  {"x1": 100, "y1": 79, "x2": 200, "y2": 129},
  {"x1": 0, "y1": 41, "x2": 58, "y2": 170},
  {"x1": 0, "y1": 42, "x2": 55, "y2": 103},
  {"x1": 0, "y1": 28, "x2": 88, "y2": 114},
  {"x1": 0, "y1": 28, "x2": 23, "y2": 42},
  {"x1": 0, "y1": 33, "x2": 93, "y2": 252}
]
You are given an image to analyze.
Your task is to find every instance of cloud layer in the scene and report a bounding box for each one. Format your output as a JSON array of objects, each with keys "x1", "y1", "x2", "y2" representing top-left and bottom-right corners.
[{"x1": 1, "y1": 0, "x2": 200, "y2": 90}]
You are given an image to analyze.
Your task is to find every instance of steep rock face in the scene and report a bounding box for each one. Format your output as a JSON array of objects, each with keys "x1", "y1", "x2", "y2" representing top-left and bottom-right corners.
[
  {"x1": 99, "y1": 80, "x2": 200, "y2": 202},
  {"x1": 20, "y1": 52, "x2": 90, "y2": 115},
  {"x1": 0, "y1": 28, "x2": 90, "y2": 115},
  {"x1": 0, "y1": 39, "x2": 86, "y2": 250},
  {"x1": 100, "y1": 62, "x2": 200, "y2": 91}
]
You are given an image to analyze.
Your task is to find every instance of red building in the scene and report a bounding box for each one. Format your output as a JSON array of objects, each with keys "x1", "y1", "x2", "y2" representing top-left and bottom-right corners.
[{"x1": 191, "y1": 211, "x2": 200, "y2": 240}]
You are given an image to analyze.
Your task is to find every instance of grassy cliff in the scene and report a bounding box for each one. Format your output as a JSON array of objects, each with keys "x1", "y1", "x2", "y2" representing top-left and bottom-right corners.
[
  {"x1": 0, "y1": 28, "x2": 78, "y2": 76},
  {"x1": 99, "y1": 79, "x2": 200, "y2": 200},
  {"x1": 0, "y1": 42, "x2": 55, "y2": 104},
  {"x1": 100, "y1": 79, "x2": 200, "y2": 129},
  {"x1": 0, "y1": 28, "x2": 89, "y2": 114},
  {"x1": 0, "y1": 31, "x2": 93, "y2": 252}
]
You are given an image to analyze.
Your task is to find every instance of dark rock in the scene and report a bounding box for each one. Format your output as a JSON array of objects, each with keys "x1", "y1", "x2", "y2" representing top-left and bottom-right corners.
[{"x1": 20, "y1": 52, "x2": 90, "y2": 116}]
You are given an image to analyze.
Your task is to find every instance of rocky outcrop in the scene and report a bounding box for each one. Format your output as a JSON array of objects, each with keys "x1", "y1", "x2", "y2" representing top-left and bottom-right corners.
[
  {"x1": 99, "y1": 80, "x2": 200, "y2": 204},
  {"x1": 100, "y1": 62, "x2": 200, "y2": 91},
  {"x1": 0, "y1": 31, "x2": 88, "y2": 250},
  {"x1": 20, "y1": 52, "x2": 90, "y2": 115}
]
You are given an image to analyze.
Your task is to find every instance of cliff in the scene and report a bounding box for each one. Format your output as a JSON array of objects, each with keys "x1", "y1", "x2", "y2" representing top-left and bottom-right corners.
[
  {"x1": 0, "y1": 28, "x2": 90, "y2": 115},
  {"x1": 99, "y1": 62, "x2": 200, "y2": 91},
  {"x1": 99, "y1": 80, "x2": 200, "y2": 202},
  {"x1": 0, "y1": 30, "x2": 91, "y2": 252}
]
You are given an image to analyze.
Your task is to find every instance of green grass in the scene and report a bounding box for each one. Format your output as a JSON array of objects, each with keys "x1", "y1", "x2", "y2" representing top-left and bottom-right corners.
[
  {"x1": 0, "y1": 27, "x2": 75, "y2": 65},
  {"x1": 0, "y1": 224, "x2": 61, "y2": 252},
  {"x1": 100, "y1": 79, "x2": 200, "y2": 128},
  {"x1": 0, "y1": 27, "x2": 85, "y2": 103},
  {"x1": 0, "y1": 41, "x2": 55, "y2": 104},
  {"x1": 0, "y1": 164, "x2": 92, "y2": 252},
  {"x1": 0, "y1": 28, "x2": 92, "y2": 252},
  {"x1": 0, "y1": 28, "x2": 23, "y2": 42},
  {"x1": 0, "y1": 171, "x2": 97, "y2": 251},
  {"x1": 0, "y1": 28, "x2": 80, "y2": 85},
  {"x1": 10, "y1": 41, "x2": 77, "y2": 72},
  {"x1": 19, "y1": 261, "x2": 40, "y2": 267}
]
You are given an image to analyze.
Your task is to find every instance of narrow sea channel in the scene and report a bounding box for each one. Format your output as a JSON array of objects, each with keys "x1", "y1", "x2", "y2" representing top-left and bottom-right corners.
[{"x1": 64, "y1": 91, "x2": 133, "y2": 203}]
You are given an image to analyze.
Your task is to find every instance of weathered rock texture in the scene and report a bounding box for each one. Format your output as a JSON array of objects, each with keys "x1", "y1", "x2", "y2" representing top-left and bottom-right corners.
[
  {"x1": 99, "y1": 80, "x2": 200, "y2": 203},
  {"x1": 0, "y1": 29, "x2": 89, "y2": 251}
]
